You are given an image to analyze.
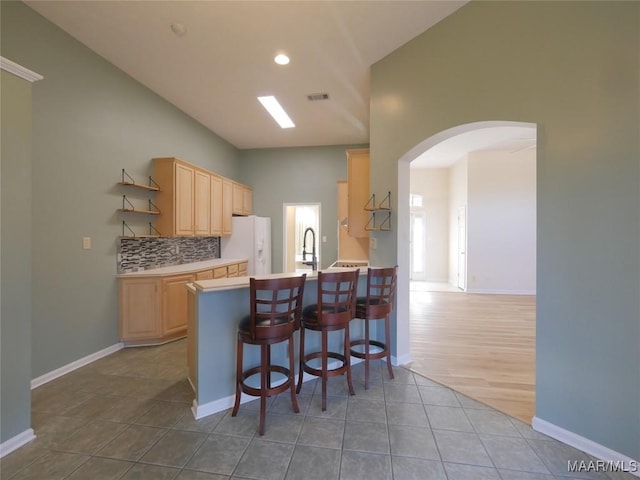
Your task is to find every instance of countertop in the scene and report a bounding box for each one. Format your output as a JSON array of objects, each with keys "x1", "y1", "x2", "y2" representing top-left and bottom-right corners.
[
  {"x1": 191, "y1": 267, "x2": 365, "y2": 293},
  {"x1": 117, "y1": 258, "x2": 247, "y2": 278}
]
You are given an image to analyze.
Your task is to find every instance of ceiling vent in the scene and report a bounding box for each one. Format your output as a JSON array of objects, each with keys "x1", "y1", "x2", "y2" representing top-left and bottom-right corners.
[{"x1": 307, "y1": 93, "x2": 329, "y2": 101}]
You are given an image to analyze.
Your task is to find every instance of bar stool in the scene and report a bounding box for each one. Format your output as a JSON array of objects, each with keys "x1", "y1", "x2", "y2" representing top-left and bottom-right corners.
[
  {"x1": 350, "y1": 266, "x2": 397, "y2": 390},
  {"x1": 296, "y1": 269, "x2": 359, "y2": 411},
  {"x1": 232, "y1": 274, "x2": 306, "y2": 435}
]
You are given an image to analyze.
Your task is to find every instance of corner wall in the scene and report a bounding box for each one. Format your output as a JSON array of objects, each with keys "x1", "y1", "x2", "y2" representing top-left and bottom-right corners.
[
  {"x1": 0, "y1": 69, "x2": 34, "y2": 445},
  {"x1": 371, "y1": 1, "x2": 639, "y2": 460}
]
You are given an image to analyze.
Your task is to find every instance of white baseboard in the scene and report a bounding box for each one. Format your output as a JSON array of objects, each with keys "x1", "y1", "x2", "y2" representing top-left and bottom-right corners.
[
  {"x1": 0, "y1": 429, "x2": 35, "y2": 458},
  {"x1": 393, "y1": 353, "x2": 411, "y2": 366},
  {"x1": 192, "y1": 359, "x2": 362, "y2": 420},
  {"x1": 532, "y1": 416, "x2": 640, "y2": 478},
  {"x1": 31, "y1": 342, "x2": 124, "y2": 389},
  {"x1": 466, "y1": 288, "x2": 536, "y2": 295}
]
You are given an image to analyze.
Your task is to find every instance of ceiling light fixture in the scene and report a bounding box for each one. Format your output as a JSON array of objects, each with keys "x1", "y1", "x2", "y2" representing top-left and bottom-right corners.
[
  {"x1": 274, "y1": 53, "x2": 290, "y2": 65},
  {"x1": 258, "y1": 96, "x2": 295, "y2": 129}
]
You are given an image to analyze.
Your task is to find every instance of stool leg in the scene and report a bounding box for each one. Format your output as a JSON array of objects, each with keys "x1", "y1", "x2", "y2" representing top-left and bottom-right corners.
[
  {"x1": 321, "y1": 329, "x2": 328, "y2": 411},
  {"x1": 364, "y1": 317, "x2": 370, "y2": 390},
  {"x1": 259, "y1": 344, "x2": 268, "y2": 435},
  {"x1": 232, "y1": 336, "x2": 242, "y2": 417},
  {"x1": 296, "y1": 327, "x2": 305, "y2": 394},
  {"x1": 384, "y1": 313, "x2": 394, "y2": 380},
  {"x1": 345, "y1": 323, "x2": 355, "y2": 396},
  {"x1": 288, "y1": 336, "x2": 300, "y2": 413}
]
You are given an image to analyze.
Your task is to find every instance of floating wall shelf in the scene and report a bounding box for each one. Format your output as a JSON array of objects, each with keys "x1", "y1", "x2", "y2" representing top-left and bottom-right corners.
[{"x1": 364, "y1": 191, "x2": 392, "y2": 231}]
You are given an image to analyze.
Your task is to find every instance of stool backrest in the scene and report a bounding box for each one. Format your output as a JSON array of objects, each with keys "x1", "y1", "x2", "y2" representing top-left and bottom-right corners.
[
  {"x1": 249, "y1": 274, "x2": 306, "y2": 341},
  {"x1": 316, "y1": 269, "x2": 359, "y2": 327},
  {"x1": 364, "y1": 266, "x2": 397, "y2": 318}
]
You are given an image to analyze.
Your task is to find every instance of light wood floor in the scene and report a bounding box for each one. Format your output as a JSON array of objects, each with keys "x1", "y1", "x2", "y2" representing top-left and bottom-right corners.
[{"x1": 408, "y1": 288, "x2": 536, "y2": 424}]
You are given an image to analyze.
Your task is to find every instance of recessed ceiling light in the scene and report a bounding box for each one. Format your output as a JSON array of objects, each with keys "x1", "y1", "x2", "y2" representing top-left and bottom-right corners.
[
  {"x1": 170, "y1": 22, "x2": 187, "y2": 36},
  {"x1": 258, "y1": 96, "x2": 295, "y2": 129},
  {"x1": 274, "y1": 54, "x2": 290, "y2": 65}
]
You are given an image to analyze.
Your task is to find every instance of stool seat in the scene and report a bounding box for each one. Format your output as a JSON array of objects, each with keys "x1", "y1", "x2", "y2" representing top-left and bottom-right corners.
[
  {"x1": 350, "y1": 266, "x2": 397, "y2": 390},
  {"x1": 296, "y1": 269, "x2": 359, "y2": 411},
  {"x1": 232, "y1": 274, "x2": 306, "y2": 435}
]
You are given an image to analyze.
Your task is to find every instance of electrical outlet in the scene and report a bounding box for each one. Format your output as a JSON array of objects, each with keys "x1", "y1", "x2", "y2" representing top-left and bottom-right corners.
[
  {"x1": 82, "y1": 237, "x2": 91, "y2": 250},
  {"x1": 370, "y1": 237, "x2": 377, "y2": 250}
]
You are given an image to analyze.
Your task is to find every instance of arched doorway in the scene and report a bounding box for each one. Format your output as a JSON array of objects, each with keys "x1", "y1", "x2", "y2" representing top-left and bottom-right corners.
[{"x1": 396, "y1": 120, "x2": 537, "y2": 422}]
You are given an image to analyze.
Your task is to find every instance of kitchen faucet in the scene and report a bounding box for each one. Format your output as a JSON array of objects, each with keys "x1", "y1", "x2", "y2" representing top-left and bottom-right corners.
[{"x1": 302, "y1": 227, "x2": 318, "y2": 271}]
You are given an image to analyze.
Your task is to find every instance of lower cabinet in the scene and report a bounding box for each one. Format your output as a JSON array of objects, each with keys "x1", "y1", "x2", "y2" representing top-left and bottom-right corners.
[
  {"x1": 162, "y1": 274, "x2": 195, "y2": 337},
  {"x1": 119, "y1": 278, "x2": 161, "y2": 343},
  {"x1": 119, "y1": 261, "x2": 247, "y2": 346}
]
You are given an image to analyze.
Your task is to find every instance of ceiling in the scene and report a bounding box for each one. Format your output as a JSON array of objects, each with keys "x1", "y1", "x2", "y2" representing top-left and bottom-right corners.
[{"x1": 25, "y1": 0, "x2": 468, "y2": 150}]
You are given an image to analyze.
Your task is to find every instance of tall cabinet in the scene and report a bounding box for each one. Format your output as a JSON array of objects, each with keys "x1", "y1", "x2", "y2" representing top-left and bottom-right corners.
[{"x1": 346, "y1": 148, "x2": 370, "y2": 239}]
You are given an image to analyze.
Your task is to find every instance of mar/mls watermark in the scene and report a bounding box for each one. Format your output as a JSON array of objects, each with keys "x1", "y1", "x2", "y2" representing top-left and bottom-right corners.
[{"x1": 568, "y1": 459, "x2": 639, "y2": 474}]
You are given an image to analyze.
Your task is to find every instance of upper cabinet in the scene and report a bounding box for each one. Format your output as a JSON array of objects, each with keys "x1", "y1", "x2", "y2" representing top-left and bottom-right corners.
[
  {"x1": 153, "y1": 157, "x2": 250, "y2": 237},
  {"x1": 346, "y1": 148, "x2": 370, "y2": 238},
  {"x1": 232, "y1": 182, "x2": 253, "y2": 216}
]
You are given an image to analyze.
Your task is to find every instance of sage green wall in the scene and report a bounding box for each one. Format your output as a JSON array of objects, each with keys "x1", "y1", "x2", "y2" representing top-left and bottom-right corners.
[
  {"x1": 1, "y1": 1, "x2": 240, "y2": 379},
  {"x1": 238, "y1": 145, "x2": 367, "y2": 273},
  {"x1": 0, "y1": 70, "x2": 34, "y2": 443},
  {"x1": 370, "y1": 1, "x2": 639, "y2": 459}
]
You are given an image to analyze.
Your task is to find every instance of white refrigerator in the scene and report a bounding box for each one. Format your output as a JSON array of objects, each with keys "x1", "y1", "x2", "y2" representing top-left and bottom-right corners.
[{"x1": 221, "y1": 216, "x2": 271, "y2": 276}]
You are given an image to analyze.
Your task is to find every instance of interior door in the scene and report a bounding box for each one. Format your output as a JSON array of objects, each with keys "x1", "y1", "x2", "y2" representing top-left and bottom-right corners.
[{"x1": 457, "y1": 206, "x2": 466, "y2": 290}]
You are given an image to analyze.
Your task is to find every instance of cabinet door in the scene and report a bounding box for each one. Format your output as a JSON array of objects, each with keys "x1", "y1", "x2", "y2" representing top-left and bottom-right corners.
[
  {"x1": 338, "y1": 180, "x2": 369, "y2": 260},
  {"x1": 222, "y1": 178, "x2": 233, "y2": 235},
  {"x1": 175, "y1": 163, "x2": 195, "y2": 236},
  {"x1": 347, "y1": 149, "x2": 370, "y2": 238},
  {"x1": 242, "y1": 186, "x2": 253, "y2": 215},
  {"x1": 162, "y1": 274, "x2": 194, "y2": 336},
  {"x1": 119, "y1": 278, "x2": 161, "y2": 342},
  {"x1": 232, "y1": 182, "x2": 244, "y2": 215},
  {"x1": 194, "y1": 169, "x2": 211, "y2": 236},
  {"x1": 210, "y1": 174, "x2": 223, "y2": 236}
]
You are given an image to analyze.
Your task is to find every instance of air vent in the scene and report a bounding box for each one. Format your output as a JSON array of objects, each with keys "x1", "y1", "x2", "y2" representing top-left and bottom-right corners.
[{"x1": 307, "y1": 93, "x2": 329, "y2": 101}]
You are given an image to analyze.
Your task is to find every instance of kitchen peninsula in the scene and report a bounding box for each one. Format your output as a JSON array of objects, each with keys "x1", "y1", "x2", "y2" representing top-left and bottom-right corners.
[{"x1": 187, "y1": 268, "x2": 371, "y2": 420}]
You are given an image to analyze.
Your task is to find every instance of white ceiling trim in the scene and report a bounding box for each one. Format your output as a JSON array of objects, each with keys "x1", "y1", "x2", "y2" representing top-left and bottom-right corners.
[{"x1": 0, "y1": 57, "x2": 43, "y2": 82}]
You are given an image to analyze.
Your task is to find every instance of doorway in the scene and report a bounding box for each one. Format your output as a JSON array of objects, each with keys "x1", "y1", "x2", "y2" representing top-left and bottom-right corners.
[
  {"x1": 283, "y1": 203, "x2": 321, "y2": 273},
  {"x1": 399, "y1": 121, "x2": 538, "y2": 422}
]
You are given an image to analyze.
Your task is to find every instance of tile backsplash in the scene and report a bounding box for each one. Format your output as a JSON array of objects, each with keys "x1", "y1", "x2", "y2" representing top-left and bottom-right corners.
[{"x1": 117, "y1": 236, "x2": 220, "y2": 273}]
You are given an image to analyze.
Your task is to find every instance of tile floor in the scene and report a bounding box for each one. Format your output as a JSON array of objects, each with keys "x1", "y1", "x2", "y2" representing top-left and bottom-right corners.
[{"x1": 1, "y1": 339, "x2": 636, "y2": 480}]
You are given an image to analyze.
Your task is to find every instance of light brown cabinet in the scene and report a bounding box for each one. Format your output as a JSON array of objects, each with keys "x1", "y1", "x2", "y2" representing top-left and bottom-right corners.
[
  {"x1": 346, "y1": 148, "x2": 370, "y2": 238},
  {"x1": 194, "y1": 170, "x2": 211, "y2": 236},
  {"x1": 119, "y1": 260, "x2": 248, "y2": 346},
  {"x1": 232, "y1": 182, "x2": 253, "y2": 216},
  {"x1": 154, "y1": 157, "x2": 251, "y2": 237},
  {"x1": 162, "y1": 274, "x2": 195, "y2": 337},
  {"x1": 338, "y1": 180, "x2": 369, "y2": 260},
  {"x1": 210, "y1": 174, "x2": 223, "y2": 236},
  {"x1": 155, "y1": 158, "x2": 195, "y2": 237},
  {"x1": 222, "y1": 178, "x2": 233, "y2": 235},
  {"x1": 119, "y1": 278, "x2": 161, "y2": 342}
]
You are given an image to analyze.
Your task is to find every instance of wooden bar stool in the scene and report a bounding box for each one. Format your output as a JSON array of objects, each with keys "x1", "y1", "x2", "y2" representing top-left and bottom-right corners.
[
  {"x1": 232, "y1": 274, "x2": 306, "y2": 435},
  {"x1": 350, "y1": 266, "x2": 397, "y2": 389},
  {"x1": 296, "y1": 269, "x2": 359, "y2": 411}
]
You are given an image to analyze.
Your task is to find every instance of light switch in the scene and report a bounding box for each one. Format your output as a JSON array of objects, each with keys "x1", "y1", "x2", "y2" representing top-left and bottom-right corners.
[
  {"x1": 322, "y1": 236, "x2": 327, "y2": 243},
  {"x1": 82, "y1": 237, "x2": 91, "y2": 250}
]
